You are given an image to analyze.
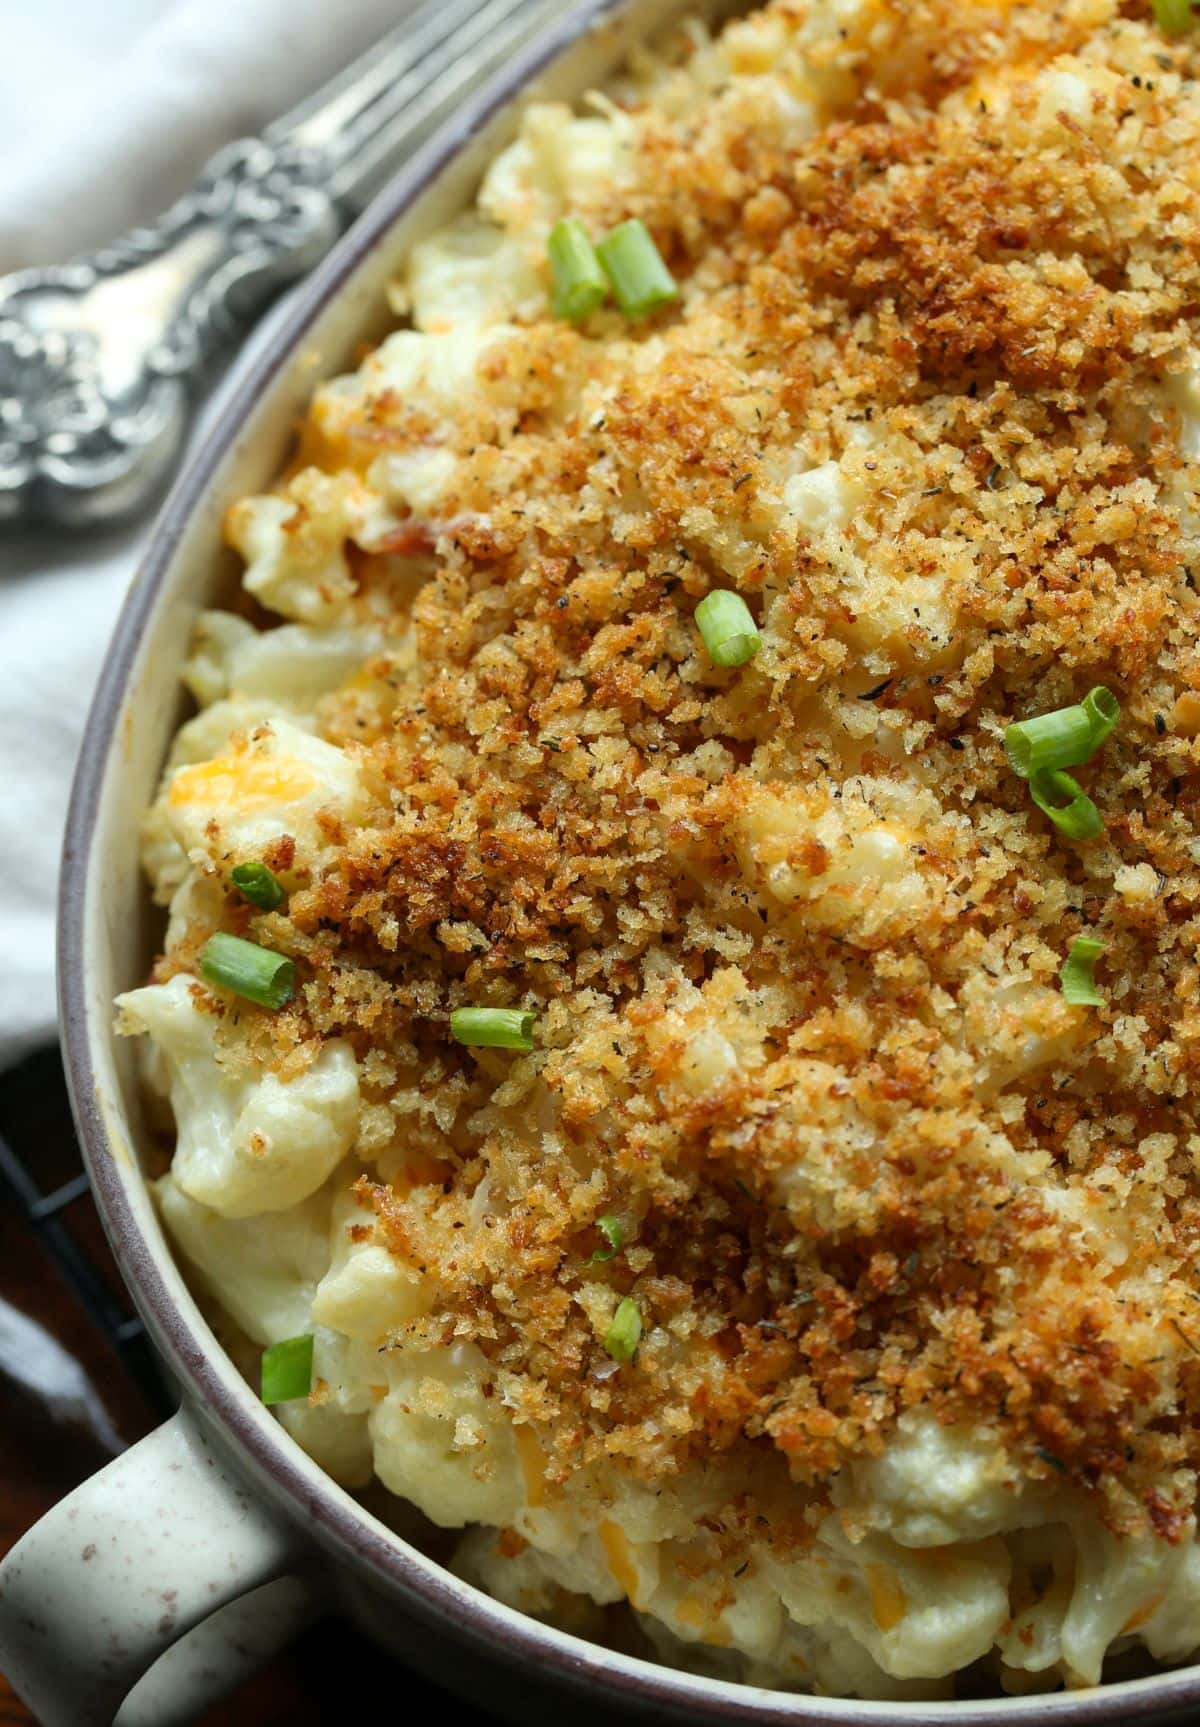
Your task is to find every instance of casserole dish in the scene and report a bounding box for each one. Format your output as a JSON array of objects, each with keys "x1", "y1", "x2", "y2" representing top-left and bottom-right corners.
[{"x1": 6, "y1": 1, "x2": 1200, "y2": 1723}]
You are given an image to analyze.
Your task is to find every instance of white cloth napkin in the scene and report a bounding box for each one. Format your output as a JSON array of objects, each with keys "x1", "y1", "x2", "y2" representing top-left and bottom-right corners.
[{"x1": 0, "y1": 0, "x2": 410, "y2": 1066}]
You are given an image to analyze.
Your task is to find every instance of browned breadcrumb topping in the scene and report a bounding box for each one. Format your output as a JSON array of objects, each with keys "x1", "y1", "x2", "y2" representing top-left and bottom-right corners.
[{"x1": 160, "y1": 0, "x2": 1200, "y2": 1553}]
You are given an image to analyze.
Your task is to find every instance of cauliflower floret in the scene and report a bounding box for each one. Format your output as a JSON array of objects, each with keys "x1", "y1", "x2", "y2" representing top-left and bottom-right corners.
[
  {"x1": 480, "y1": 100, "x2": 637, "y2": 231},
  {"x1": 404, "y1": 214, "x2": 545, "y2": 331},
  {"x1": 1170, "y1": 358, "x2": 1200, "y2": 463},
  {"x1": 183, "y1": 611, "x2": 385, "y2": 712},
  {"x1": 835, "y1": 1414, "x2": 1041, "y2": 1547},
  {"x1": 736, "y1": 779, "x2": 940, "y2": 944},
  {"x1": 156, "y1": 1172, "x2": 374, "y2": 1485},
  {"x1": 181, "y1": 612, "x2": 258, "y2": 707},
  {"x1": 140, "y1": 699, "x2": 317, "y2": 903},
  {"x1": 163, "y1": 715, "x2": 368, "y2": 877},
  {"x1": 118, "y1": 975, "x2": 360, "y2": 1217},
  {"x1": 155, "y1": 1167, "x2": 331, "y2": 1340},
  {"x1": 782, "y1": 459, "x2": 863, "y2": 533},
  {"x1": 314, "y1": 320, "x2": 522, "y2": 442},
  {"x1": 227, "y1": 468, "x2": 395, "y2": 624},
  {"x1": 312, "y1": 1180, "x2": 434, "y2": 1343},
  {"x1": 1057, "y1": 1515, "x2": 1198, "y2": 1685},
  {"x1": 370, "y1": 1344, "x2": 523, "y2": 1528},
  {"x1": 367, "y1": 448, "x2": 460, "y2": 519},
  {"x1": 768, "y1": 1524, "x2": 1011, "y2": 1682}
]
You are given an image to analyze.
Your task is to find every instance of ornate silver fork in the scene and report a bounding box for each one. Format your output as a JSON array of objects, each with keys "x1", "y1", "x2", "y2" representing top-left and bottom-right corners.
[{"x1": 0, "y1": 0, "x2": 554, "y2": 529}]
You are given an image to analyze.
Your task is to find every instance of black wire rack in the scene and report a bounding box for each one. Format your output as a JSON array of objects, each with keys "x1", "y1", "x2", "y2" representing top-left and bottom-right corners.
[{"x1": 0, "y1": 1048, "x2": 171, "y2": 1419}]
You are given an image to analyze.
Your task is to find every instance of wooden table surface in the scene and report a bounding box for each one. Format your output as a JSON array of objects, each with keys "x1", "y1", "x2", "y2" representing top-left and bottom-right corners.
[{"x1": 0, "y1": 1047, "x2": 496, "y2": 1726}]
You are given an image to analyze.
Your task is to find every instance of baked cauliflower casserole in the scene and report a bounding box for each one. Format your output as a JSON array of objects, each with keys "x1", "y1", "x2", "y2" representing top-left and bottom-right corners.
[{"x1": 118, "y1": 0, "x2": 1200, "y2": 1699}]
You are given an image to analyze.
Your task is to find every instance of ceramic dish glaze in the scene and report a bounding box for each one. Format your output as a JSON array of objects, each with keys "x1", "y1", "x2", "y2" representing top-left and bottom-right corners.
[{"x1": 4, "y1": 2, "x2": 1200, "y2": 1724}]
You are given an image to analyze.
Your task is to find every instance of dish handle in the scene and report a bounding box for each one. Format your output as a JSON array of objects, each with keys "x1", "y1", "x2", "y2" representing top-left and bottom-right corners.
[{"x1": 0, "y1": 1406, "x2": 316, "y2": 1726}]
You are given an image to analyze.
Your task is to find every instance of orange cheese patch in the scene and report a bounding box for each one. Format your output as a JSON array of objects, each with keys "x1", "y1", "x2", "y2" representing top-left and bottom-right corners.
[
  {"x1": 169, "y1": 753, "x2": 319, "y2": 813},
  {"x1": 600, "y1": 1520, "x2": 643, "y2": 1609},
  {"x1": 865, "y1": 1564, "x2": 907, "y2": 1633}
]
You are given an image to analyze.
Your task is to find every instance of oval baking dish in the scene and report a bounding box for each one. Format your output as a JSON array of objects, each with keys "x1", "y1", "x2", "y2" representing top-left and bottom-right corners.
[{"x1": 5, "y1": 1, "x2": 1200, "y2": 1724}]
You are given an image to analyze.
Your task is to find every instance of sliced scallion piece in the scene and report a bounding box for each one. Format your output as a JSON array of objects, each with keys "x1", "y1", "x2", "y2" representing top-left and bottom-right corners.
[
  {"x1": 547, "y1": 217, "x2": 609, "y2": 322},
  {"x1": 261, "y1": 1334, "x2": 313, "y2": 1404},
  {"x1": 604, "y1": 1297, "x2": 643, "y2": 1364},
  {"x1": 1154, "y1": 0, "x2": 1195, "y2": 34},
  {"x1": 592, "y1": 1215, "x2": 624, "y2": 1262},
  {"x1": 596, "y1": 219, "x2": 678, "y2": 319},
  {"x1": 450, "y1": 1006, "x2": 537, "y2": 1051},
  {"x1": 695, "y1": 589, "x2": 761, "y2": 669},
  {"x1": 230, "y1": 860, "x2": 285, "y2": 912},
  {"x1": 1082, "y1": 685, "x2": 1120, "y2": 752},
  {"x1": 1004, "y1": 686, "x2": 1119, "y2": 779},
  {"x1": 1005, "y1": 705, "x2": 1093, "y2": 779},
  {"x1": 199, "y1": 932, "x2": 295, "y2": 1009},
  {"x1": 1028, "y1": 768, "x2": 1104, "y2": 841},
  {"x1": 1060, "y1": 936, "x2": 1105, "y2": 1006}
]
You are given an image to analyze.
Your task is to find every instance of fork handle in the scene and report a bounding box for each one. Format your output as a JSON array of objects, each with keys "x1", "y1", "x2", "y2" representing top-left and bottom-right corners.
[{"x1": 0, "y1": 0, "x2": 553, "y2": 530}]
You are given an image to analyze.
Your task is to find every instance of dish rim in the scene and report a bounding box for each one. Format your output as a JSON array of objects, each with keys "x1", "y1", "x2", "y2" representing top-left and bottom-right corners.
[{"x1": 55, "y1": 2, "x2": 1200, "y2": 1721}]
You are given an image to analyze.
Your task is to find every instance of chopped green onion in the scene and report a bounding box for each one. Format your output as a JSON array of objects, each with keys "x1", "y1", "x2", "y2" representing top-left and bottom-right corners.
[
  {"x1": 695, "y1": 589, "x2": 761, "y2": 669},
  {"x1": 230, "y1": 861, "x2": 285, "y2": 912},
  {"x1": 1004, "y1": 686, "x2": 1119, "y2": 779},
  {"x1": 1005, "y1": 705, "x2": 1093, "y2": 779},
  {"x1": 592, "y1": 1215, "x2": 624, "y2": 1262},
  {"x1": 261, "y1": 1334, "x2": 313, "y2": 1404},
  {"x1": 450, "y1": 1006, "x2": 537, "y2": 1051},
  {"x1": 604, "y1": 1297, "x2": 643, "y2": 1364},
  {"x1": 547, "y1": 217, "x2": 609, "y2": 322},
  {"x1": 1155, "y1": 0, "x2": 1195, "y2": 34},
  {"x1": 595, "y1": 219, "x2": 678, "y2": 319},
  {"x1": 1060, "y1": 936, "x2": 1105, "y2": 1006},
  {"x1": 199, "y1": 932, "x2": 295, "y2": 1009},
  {"x1": 1028, "y1": 768, "x2": 1104, "y2": 841},
  {"x1": 1082, "y1": 685, "x2": 1120, "y2": 751}
]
